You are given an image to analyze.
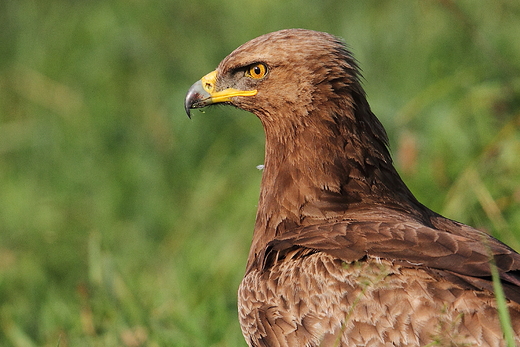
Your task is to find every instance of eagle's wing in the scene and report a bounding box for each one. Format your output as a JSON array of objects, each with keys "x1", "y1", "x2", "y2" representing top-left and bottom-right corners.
[{"x1": 259, "y1": 211, "x2": 520, "y2": 304}]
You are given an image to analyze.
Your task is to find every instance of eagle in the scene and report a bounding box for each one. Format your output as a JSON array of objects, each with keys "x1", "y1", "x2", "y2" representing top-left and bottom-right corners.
[{"x1": 185, "y1": 29, "x2": 520, "y2": 346}]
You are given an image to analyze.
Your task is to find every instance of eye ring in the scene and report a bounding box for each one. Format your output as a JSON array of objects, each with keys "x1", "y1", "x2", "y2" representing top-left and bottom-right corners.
[{"x1": 246, "y1": 63, "x2": 268, "y2": 79}]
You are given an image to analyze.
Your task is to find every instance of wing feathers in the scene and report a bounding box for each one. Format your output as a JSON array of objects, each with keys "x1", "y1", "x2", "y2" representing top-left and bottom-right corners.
[{"x1": 263, "y1": 213, "x2": 520, "y2": 303}]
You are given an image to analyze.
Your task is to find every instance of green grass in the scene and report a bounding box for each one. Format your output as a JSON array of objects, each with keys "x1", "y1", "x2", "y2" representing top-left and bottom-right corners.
[
  {"x1": 490, "y1": 260, "x2": 516, "y2": 347},
  {"x1": 0, "y1": 0, "x2": 519, "y2": 346}
]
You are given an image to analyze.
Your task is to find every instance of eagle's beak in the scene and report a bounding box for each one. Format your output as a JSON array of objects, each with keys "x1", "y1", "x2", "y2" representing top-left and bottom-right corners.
[{"x1": 184, "y1": 70, "x2": 257, "y2": 118}]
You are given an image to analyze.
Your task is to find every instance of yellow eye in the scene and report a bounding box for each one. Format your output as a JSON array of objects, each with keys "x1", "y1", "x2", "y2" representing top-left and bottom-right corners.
[{"x1": 246, "y1": 63, "x2": 267, "y2": 79}]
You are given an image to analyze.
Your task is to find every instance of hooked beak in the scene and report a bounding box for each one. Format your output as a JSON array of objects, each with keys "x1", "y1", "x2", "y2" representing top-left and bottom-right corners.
[{"x1": 184, "y1": 70, "x2": 257, "y2": 118}]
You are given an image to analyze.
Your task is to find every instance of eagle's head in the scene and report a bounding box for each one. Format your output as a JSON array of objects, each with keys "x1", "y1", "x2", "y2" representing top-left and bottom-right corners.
[{"x1": 185, "y1": 29, "x2": 364, "y2": 125}]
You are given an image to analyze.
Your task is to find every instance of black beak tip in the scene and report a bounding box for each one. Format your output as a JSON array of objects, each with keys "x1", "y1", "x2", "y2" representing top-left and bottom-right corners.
[
  {"x1": 185, "y1": 80, "x2": 209, "y2": 119},
  {"x1": 184, "y1": 97, "x2": 193, "y2": 119}
]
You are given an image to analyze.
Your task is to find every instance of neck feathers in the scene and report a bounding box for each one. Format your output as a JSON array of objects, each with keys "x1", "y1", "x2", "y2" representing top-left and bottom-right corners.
[{"x1": 247, "y1": 85, "x2": 427, "y2": 266}]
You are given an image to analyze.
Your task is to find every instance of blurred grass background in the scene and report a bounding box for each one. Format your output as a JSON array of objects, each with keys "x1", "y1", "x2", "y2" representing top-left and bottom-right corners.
[{"x1": 0, "y1": 0, "x2": 519, "y2": 346}]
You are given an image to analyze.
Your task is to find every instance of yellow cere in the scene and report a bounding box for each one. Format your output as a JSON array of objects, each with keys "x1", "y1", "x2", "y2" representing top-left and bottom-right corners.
[{"x1": 199, "y1": 70, "x2": 257, "y2": 103}]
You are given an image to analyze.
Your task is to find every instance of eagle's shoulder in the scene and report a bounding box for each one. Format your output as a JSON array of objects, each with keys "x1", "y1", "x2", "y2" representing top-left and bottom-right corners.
[{"x1": 252, "y1": 209, "x2": 520, "y2": 304}]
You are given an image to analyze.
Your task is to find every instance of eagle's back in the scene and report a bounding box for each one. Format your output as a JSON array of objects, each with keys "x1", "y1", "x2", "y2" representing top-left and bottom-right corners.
[{"x1": 239, "y1": 250, "x2": 520, "y2": 347}]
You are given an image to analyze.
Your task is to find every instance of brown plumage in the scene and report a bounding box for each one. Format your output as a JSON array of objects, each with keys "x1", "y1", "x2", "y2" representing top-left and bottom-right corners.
[{"x1": 185, "y1": 29, "x2": 520, "y2": 346}]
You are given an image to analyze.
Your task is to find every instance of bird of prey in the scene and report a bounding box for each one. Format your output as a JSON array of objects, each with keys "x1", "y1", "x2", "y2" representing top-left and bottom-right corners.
[{"x1": 185, "y1": 29, "x2": 520, "y2": 346}]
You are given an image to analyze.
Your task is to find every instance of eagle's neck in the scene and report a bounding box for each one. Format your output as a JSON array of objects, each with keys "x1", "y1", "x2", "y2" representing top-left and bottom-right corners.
[{"x1": 247, "y1": 93, "x2": 430, "y2": 269}]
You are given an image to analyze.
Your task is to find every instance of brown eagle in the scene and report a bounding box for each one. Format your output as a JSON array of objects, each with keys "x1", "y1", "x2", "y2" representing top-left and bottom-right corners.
[{"x1": 185, "y1": 29, "x2": 520, "y2": 346}]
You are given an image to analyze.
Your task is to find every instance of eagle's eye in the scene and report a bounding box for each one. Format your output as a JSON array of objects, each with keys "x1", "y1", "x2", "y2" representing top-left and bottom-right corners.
[{"x1": 246, "y1": 63, "x2": 267, "y2": 79}]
